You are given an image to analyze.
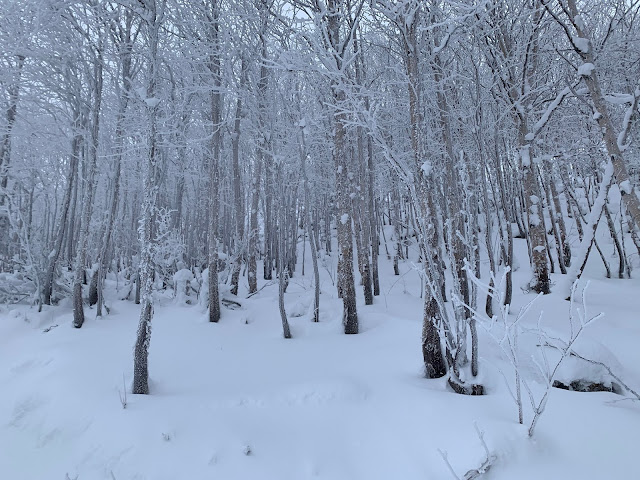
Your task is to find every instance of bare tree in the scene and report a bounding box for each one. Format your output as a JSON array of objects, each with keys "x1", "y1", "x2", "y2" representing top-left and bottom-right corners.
[
  {"x1": 73, "y1": 6, "x2": 105, "y2": 328},
  {"x1": 206, "y1": 0, "x2": 222, "y2": 323},
  {"x1": 133, "y1": 0, "x2": 165, "y2": 394}
]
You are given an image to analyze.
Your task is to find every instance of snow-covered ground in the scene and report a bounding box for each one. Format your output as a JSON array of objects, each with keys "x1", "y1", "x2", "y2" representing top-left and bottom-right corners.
[{"x1": 1, "y1": 235, "x2": 640, "y2": 480}]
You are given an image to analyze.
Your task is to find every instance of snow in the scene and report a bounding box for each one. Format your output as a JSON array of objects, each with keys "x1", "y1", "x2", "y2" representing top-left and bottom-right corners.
[
  {"x1": 529, "y1": 213, "x2": 540, "y2": 227},
  {"x1": 520, "y1": 146, "x2": 531, "y2": 168},
  {"x1": 551, "y1": 336, "x2": 624, "y2": 390},
  {"x1": 144, "y1": 97, "x2": 161, "y2": 108},
  {"x1": 526, "y1": 87, "x2": 571, "y2": 141},
  {"x1": 573, "y1": 37, "x2": 589, "y2": 53},
  {"x1": 173, "y1": 269, "x2": 194, "y2": 305},
  {"x1": 604, "y1": 93, "x2": 634, "y2": 105},
  {"x1": 577, "y1": 63, "x2": 595, "y2": 77},
  {"x1": 618, "y1": 180, "x2": 632, "y2": 195},
  {"x1": 340, "y1": 213, "x2": 349, "y2": 225},
  {"x1": 2, "y1": 219, "x2": 640, "y2": 480},
  {"x1": 173, "y1": 269, "x2": 194, "y2": 283}
]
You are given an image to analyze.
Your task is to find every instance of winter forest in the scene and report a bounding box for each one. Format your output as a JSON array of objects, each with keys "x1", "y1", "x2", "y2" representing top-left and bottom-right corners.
[{"x1": 1, "y1": 0, "x2": 639, "y2": 478}]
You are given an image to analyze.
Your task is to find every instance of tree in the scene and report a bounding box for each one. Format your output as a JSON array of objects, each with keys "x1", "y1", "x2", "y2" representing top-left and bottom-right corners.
[
  {"x1": 133, "y1": 0, "x2": 165, "y2": 395},
  {"x1": 73, "y1": 3, "x2": 106, "y2": 328}
]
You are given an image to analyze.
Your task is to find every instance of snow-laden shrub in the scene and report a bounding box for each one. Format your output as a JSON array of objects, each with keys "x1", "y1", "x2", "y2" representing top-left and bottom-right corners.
[
  {"x1": 153, "y1": 207, "x2": 185, "y2": 287},
  {"x1": 199, "y1": 267, "x2": 209, "y2": 309},
  {"x1": 0, "y1": 271, "x2": 37, "y2": 304},
  {"x1": 173, "y1": 268, "x2": 194, "y2": 305}
]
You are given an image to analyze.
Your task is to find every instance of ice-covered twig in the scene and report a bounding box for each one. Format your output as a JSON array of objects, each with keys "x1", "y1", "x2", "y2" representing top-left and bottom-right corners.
[
  {"x1": 438, "y1": 423, "x2": 496, "y2": 480},
  {"x1": 525, "y1": 281, "x2": 603, "y2": 437},
  {"x1": 542, "y1": 342, "x2": 640, "y2": 401},
  {"x1": 438, "y1": 449, "x2": 462, "y2": 480}
]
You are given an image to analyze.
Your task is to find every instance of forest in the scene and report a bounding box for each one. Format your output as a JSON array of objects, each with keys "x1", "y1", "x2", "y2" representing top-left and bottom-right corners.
[{"x1": 1, "y1": 1, "x2": 639, "y2": 479}]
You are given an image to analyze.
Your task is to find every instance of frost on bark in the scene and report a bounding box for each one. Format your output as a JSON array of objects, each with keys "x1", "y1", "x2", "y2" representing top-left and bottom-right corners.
[
  {"x1": 206, "y1": 0, "x2": 221, "y2": 323},
  {"x1": 553, "y1": 0, "x2": 640, "y2": 231},
  {"x1": 324, "y1": 0, "x2": 358, "y2": 334},
  {"x1": 0, "y1": 54, "x2": 24, "y2": 271},
  {"x1": 400, "y1": 3, "x2": 446, "y2": 377},
  {"x1": 230, "y1": 57, "x2": 247, "y2": 296},
  {"x1": 248, "y1": 1, "x2": 269, "y2": 295},
  {"x1": 334, "y1": 109, "x2": 358, "y2": 334},
  {"x1": 248, "y1": 153, "x2": 262, "y2": 295},
  {"x1": 43, "y1": 123, "x2": 80, "y2": 305},
  {"x1": 133, "y1": 0, "x2": 163, "y2": 395},
  {"x1": 480, "y1": 3, "x2": 552, "y2": 294},
  {"x1": 73, "y1": 30, "x2": 104, "y2": 328},
  {"x1": 521, "y1": 143, "x2": 550, "y2": 294},
  {"x1": 97, "y1": 12, "x2": 136, "y2": 316},
  {"x1": 277, "y1": 196, "x2": 292, "y2": 339},
  {"x1": 299, "y1": 117, "x2": 320, "y2": 323}
]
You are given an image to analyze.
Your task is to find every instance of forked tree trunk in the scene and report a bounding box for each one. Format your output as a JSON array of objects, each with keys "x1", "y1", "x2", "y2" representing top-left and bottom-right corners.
[
  {"x1": 73, "y1": 39, "x2": 104, "y2": 328},
  {"x1": 43, "y1": 126, "x2": 80, "y2": 305},
  {"x1": 98, "y1": 21, "x2": 135, "y2": 316}
]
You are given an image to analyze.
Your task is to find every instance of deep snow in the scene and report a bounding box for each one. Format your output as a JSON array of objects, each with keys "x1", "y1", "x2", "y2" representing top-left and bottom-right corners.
[{"x1": 1, "y1": 232, "x2": 640, "y2": 480}]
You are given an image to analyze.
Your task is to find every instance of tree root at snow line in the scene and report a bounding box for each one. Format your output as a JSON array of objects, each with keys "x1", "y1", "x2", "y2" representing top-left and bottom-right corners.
[
  {"x1": 221, "y1": 298, "x2": 242, "y2": 310},
  {"x1": 448, "y1": 376, "x2": 485, "y2": 396}
]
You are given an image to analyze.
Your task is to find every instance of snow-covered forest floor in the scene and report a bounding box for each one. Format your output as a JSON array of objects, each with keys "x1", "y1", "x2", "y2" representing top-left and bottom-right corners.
[{"x1": 1, "y1": 231, "x2": 640, "y2": 480}]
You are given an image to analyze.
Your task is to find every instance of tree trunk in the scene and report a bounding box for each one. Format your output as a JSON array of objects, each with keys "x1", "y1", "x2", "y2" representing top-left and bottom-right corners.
[
  {"x1": 132, "y1": 3, "x2": 162, "y2": 394},
  {"x1": 73, "y1": 39, "x2": 104, "y2": 328},
  {"x1": 299, "y1": 118, "x2": 320, "y2": 323},
  {"x1": 230, "y1": 58, "x2": 247, "y2": 296},
  {"x1": 562, "y1": 0, "x2": 640, "y2": 229},
  {"x1": 43, "y1": 127, "x2": 80, "y2": 304},
  {"x1": 207, "y1": 0, "x2": 222, "y2": 323},
  {"x1": 327, "y1": 1, "x2": 357, "y2": 334},
  {"x1": 520, "y1": 135, "x2": 550, "y2": 294},
  {"x1": 0, "y1": 55, "x2": 24, "y2": 271},
  {"x1": 402, "y1": 6, "x2": 446, "y2": 377}
]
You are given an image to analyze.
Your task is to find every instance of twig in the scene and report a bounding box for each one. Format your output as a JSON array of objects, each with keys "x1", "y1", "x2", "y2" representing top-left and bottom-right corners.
[
  {"x1": 438, "y1": 449, "x2": 462, "y2": 480},
  {"x1": 245, "y1": 280, "x2": 276, "y2": 298},
  {"x1": 119, "y1": 374, "x2": 127, "y2": 409},
  {"x1": 438, "y1": 423, "x2": 496, "y2": 480},
  {"x1": 543, "y1": 342, "x2": 640, "y2": 401}
]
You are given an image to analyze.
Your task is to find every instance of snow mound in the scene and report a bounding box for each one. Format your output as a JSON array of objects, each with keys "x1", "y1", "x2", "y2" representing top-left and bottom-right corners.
[{"x1": 545, "y1": 336, "x2": 626, "y2": 392}]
